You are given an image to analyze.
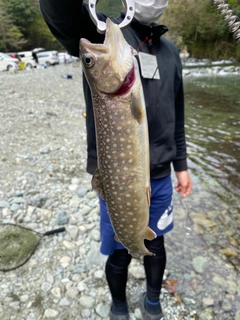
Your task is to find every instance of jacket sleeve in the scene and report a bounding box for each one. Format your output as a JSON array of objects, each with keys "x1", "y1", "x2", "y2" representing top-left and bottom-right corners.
[
  {"x1": 39, "y1": 0, "x2": 105, "y2": 57},
  {"x1": 172, "y1": 76, "x2": 188, "y2": 172}
]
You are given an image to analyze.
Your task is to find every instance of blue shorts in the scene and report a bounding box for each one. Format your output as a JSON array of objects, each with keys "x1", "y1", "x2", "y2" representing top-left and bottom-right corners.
[{"x1": 99, "y1": 174, "x2": 173, "y2": 255}]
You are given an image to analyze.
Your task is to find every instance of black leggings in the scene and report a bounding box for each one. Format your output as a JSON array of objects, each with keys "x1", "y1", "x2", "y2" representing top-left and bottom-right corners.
[{"x1": 105, "y1": 236, "x2": 166, "y2": 307}]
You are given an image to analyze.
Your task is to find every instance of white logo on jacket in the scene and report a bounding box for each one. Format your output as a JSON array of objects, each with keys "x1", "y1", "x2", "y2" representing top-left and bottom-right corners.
[{"x1": 157, "y1": 199, "x2": 173, "y2": 230}]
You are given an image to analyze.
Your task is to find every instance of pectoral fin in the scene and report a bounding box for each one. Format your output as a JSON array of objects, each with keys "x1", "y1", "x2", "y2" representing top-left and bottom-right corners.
[
  {"x1": 145, "y1": 227, "x2": 157, "y2": 241},
  {"x1": 114, "y1": 235, "x2": 121, "y2": 243},
  {"x1": 131, "y1": 92, "x2": 144, "y2": 124},
  {"x1": 92, "y1": 168, "x2": 105, "y2": 200},
  {"x1": 146, "y1": 186, "x2": 151, "y2": 207}
]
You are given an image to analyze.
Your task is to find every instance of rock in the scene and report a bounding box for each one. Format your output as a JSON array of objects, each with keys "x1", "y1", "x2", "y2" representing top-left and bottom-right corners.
[
  {"x1": 95, "y1": 303, "x2": 109, "y2": 318},
  {"x1": 40, "y1": 147, "x2": 50, "y2": 154},
  {"x1": 59, "y1": 297, "x2": 71, "y2": 307},
  {"x1": 76, "y1": 186, "x2": 88, "y2": 197},
  {"x1": 192, "y1": 256, "x2": 209, "y2": 273},
  {"x1": 51, "y1": 287, "x2": 62, "y2": 299},
  {"x1": 235, "y1": 311, "x2": 240, "y2": 320},
  {"x1": 0, "y1": 63, "x2": 238, "y2": 320},
  {"x1": 199, "y1": 308, "x2": 216, "y2": 320},
  {"x1": 79, "y1": 295, "x2": 95, "y2": 308},
  {"x1": 66, "y1": 287, "x2": 79, "y2": 299},
  {"x1": 56, "y1": 210, "x2": 69, "y2": 225},
  {"x1": 202, "y1": 297, "x2": 214, "y2": 306},
  {"x1": 44, "y1": 309, "x2": 59, "y2": 318},
  {"x1": 129, "y1": 265, "x2": 145, "y2": 279},
  {"x1": 41, "y1": 282, "x2": 52, "y2": 292}
]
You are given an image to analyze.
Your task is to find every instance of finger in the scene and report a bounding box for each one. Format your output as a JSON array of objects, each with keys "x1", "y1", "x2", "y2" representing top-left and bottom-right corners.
[
  {"x1": 181, "y1": 184, "x2": 192, "y2": 197},
  {"x1": 175, "y1": 185, "x2": 181, "y2": 192}
]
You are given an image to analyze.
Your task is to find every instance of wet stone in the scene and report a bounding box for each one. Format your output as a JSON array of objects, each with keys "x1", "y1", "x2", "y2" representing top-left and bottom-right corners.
[
  {"x1": 56, "y1": 210, "x2": 69, "y2": 225},
  {"x1": 95, "y1": 303, "x2": 109, "y2": 318},
  {"x1": 0, "y1": 64, "x2": 238, "y2": 320},
  {"x1": 76, "y1": 186, "x2": 88, "y2": 197},
  {"x1": 192, "y1": 256, "x2": 209, "y2": 273}
]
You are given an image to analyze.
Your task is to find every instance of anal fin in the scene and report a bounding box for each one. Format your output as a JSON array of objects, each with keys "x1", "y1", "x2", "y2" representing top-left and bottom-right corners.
[
  {"x1": 92, "y1": 168, "x2": 105, "y2": 200},
  {"x1": 114, "y1": 235, "x2": 121, "y2": 243},
  {"x1": 145, "y1": 227, "x2": 156, "y2": 241},
  {"x1": 146, "y1": 186, "x2": 151, "y2": 207}
]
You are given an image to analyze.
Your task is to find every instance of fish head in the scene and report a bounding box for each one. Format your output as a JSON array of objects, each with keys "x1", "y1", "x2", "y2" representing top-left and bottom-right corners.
[{"x1": 80, "y1": 18, "x2": 134, "y2": 94}]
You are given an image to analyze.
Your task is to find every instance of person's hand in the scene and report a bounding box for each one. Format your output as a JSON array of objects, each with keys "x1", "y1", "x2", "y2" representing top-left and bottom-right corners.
[{"x1": 174, "y1": 170, "x2": 192, "y2": 197}]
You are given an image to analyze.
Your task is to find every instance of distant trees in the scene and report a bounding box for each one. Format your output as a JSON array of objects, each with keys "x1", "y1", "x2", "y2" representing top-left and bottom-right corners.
[
  {"x1": 0, "y1": 0, "x2": 239, "y2": 59},
  {"x1": 161, "y1": 0, "x2": 240, "y2": 60},
  {"x1": 0, "y1": 1, "x2": 26, "y2": 51},
  {"x1": 0, "y1": 0, "x2": 61, "y2": 52}
]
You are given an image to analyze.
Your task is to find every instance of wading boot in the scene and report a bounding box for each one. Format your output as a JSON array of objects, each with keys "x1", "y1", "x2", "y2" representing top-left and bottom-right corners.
[
  {"x1": 109, "y1": 303, "x2": 129, "y2": 320},
  {"x1": 139, "y1": 292, "x2": 164, "y2": 320}
]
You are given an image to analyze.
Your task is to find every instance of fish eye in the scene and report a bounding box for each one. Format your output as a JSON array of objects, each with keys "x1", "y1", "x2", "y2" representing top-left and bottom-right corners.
[{"x1": 82, "y1": 54, "x2": 94, "y2": 68}]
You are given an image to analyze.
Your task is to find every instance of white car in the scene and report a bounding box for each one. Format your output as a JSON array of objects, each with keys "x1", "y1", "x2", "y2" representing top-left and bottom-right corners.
[
  {"x1": 58, "y1": 52, "x2": 73, "y2": 63},
  {"x1": 36, "y1": 51, "x2": 59, "y2": 66},
  {"x1": 0, "y1": 53, "x2": 19, "y2": 71},
  {"x1": 18, "y1": 51, "x2": 37, "y2": 69}
]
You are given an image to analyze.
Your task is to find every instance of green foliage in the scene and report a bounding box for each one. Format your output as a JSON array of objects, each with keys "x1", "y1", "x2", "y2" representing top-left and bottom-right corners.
[
  {"x1": 26, "y1": 14, "x2": 62, "y2": 50},
  {"x1": 0, "y1": 0, "x2": 61, "y2": 52},
  {"x1": 161, "y1": 0, "x2": 240, "y2": 60},
  {"x1": 96, "y1": 0, "x2": 123, "y2": 18},
  {"x1": 2, "y1": 0, "x2": 36, "y2": 33},
  {"x1": 0, "y1": 0, "x2": 26, "y2": 52},
  {"x1": 0, "y1": 0, "x2": 239, "y2": 59},
  {"x1": 83, "y1": 0, "x2": 123, "y2": 18}
]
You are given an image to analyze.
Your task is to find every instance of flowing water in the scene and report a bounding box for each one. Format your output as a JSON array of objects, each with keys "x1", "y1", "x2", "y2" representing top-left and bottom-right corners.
[{"x1": 166, "y1": 74, "x2": 240, "y2": 319}]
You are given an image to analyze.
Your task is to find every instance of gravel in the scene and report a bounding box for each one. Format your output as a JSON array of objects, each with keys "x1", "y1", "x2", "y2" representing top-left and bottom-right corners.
[{"x1": 0, "y1": 64, "x2": 200, "y2": 320}]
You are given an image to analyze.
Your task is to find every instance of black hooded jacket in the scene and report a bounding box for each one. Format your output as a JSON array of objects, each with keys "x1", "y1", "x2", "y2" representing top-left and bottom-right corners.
[{"x1": 39, "y1": 0, "x2": 188, "y2": 178}]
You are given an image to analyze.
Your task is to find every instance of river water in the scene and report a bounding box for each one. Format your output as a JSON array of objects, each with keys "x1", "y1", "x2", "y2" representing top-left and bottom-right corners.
[{"x1": 166, "y1": 74, "x2": 240, "y2": 319}]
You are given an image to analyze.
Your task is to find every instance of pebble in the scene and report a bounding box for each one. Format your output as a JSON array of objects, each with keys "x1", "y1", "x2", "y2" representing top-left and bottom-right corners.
[{"x1": 0, "y1": 64, "x2": 239, "y2": 320}]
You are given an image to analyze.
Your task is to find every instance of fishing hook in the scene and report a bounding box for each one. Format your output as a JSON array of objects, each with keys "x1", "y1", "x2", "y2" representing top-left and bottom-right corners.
[
  {"x1": 88, "y1": 0, "x2": 135, "y2": 34},
  {"x1": 213, "y1": 0, "x2": 240, "y2": 44}
]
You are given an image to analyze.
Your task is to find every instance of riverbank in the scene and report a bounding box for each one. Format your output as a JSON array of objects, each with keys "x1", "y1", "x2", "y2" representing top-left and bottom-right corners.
[
  {"x1": 0, "y1": 64, "x2": 239, "y2": 320},
  {"x1": 182, "y1": 58, "x2": 240, "y2": 77},
  {"x1": 0, "y1": 65, "x2": 198, "y2": 320}
]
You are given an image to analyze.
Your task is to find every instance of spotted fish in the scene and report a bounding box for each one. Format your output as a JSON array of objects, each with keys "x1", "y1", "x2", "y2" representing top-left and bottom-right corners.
[{"x1": 80, "y1": 19, "x2": 156, "y2": 256}]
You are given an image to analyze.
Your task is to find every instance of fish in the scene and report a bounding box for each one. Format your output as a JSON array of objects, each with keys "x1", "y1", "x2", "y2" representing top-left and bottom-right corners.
[{"x1": 80, "y1": 18, "x2": 156, "y2": 256}]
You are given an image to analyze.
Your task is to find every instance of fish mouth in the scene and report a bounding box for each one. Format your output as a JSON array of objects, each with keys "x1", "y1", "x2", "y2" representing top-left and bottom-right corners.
[{"x1": 80, "y1": 39, "x2": 109, "y2": 54}]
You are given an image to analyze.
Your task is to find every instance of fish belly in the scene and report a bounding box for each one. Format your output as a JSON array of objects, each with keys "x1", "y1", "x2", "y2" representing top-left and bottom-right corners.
[{"x1": 92, "y1": 90, "x2": 154, "y2": 255}]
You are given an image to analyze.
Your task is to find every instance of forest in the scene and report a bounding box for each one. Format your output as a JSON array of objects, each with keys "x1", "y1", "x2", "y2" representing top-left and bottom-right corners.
[{"x1": 0, "y1": 0, "x2": 239, "y2": 60}]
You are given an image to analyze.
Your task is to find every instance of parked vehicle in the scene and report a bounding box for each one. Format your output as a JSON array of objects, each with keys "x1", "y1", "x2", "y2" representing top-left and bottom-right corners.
[
  {"x1": 18, "y1": 51, "x2": 37, "y2": 68},
  {"x1": 58, "y1": 52, "x2": 72, "y2": 63},
  {"x1": 0, "y1": 53, "x2": 19, "y2": 71},
  {"x1": 36, "y1": 51, "x2": 59, "y2": 66},
  {"x1": 7, "y1": 52, "x2": 21, "y2": 61}
]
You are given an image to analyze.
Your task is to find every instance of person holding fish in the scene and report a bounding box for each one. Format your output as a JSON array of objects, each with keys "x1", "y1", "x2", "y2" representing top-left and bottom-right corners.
[{"x1": 39, "y1": 0, "x2": 193, "y2": 319}]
